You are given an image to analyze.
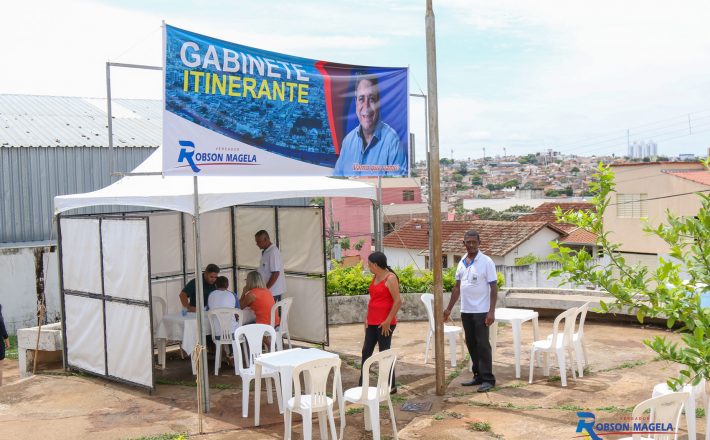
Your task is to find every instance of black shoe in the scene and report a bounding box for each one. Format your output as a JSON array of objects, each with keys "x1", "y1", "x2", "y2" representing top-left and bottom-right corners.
[
  {"x1": 461, "y1": 377, "x2": 483, "y2": 387},
  {"x1": 390, "y1": 387, "x2": 398, "y2": 395},
  {"x1": 477, "y1": 382, "x2": 494, "y2": 393}
]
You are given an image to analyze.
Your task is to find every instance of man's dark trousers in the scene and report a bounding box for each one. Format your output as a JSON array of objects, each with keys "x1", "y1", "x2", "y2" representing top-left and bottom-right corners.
[{"x1": 461, "y1": 312, "x2": 495, "y2": 385}]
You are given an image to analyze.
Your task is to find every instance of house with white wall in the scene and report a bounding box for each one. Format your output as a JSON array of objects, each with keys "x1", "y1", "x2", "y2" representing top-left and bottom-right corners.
[{"x1": 383, "y1": 219, "x2": 566, "y2": 269}]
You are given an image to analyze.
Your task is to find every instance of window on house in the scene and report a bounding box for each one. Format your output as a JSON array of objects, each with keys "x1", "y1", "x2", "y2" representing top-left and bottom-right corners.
[
  {"x1": 617, "y1": 193, "x2": 648, "y2": 218},
  {"x1": 453, "y1": 255, "x2": 462, "y2": 266},
  {"x1": 384, "y1": 222, "x2": 396, "y2": 235},
  {"x1": 334, "y1": 222, "x2": 340, "y2": 232},
  {"x1": 403, "y1": 190, "x2": 414, "y2": 201},
  {"x1": 424, "y1": 256, "x2": 430, "y2": 269}
]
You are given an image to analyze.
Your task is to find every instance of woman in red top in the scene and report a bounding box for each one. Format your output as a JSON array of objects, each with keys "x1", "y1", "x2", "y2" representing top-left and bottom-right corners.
[{"x1": 360, "y1": 251, "x2": 402, "y2": 393}]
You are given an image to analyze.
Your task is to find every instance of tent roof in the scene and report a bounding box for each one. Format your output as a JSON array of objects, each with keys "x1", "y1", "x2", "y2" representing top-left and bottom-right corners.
[{"x1": 54, "y1": 147, "x2": 377, "y2": 215}]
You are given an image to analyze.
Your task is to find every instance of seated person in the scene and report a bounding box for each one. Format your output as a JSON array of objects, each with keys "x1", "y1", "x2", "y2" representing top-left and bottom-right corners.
[
  {"x1": 239, "y1": 271, "x2": 279, "y2": 327},
  {"x1": 179, "y1": 263, "x2": 220, "y2": 312},
  {"x1": 207, "y1": 276, "x2": 240, "y2": 336}
]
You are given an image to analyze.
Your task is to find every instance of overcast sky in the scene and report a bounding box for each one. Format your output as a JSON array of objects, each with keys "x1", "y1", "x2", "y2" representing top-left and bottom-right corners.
[{"x1": 2, "y1": 0, "x2": 709, "y2": 160}]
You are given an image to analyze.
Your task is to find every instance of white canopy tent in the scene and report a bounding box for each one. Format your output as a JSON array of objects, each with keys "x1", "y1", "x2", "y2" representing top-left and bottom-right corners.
[
  {"x1": 54, "y1": 147, "x2": 377, "y2": 395},
  {"x1": 54, "y1": 147, "x2": 376, "y2": 215}
]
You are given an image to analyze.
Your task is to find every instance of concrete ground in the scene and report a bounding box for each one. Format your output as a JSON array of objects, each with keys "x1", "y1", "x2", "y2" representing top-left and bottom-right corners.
[{"x1": 0, "y1": 318, "x2": 698, "y2": 439}]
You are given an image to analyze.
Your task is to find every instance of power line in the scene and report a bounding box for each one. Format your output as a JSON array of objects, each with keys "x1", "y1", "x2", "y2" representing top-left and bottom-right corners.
[{"x1": 610, "y1": 189, "x2": 710, "y2": 206}]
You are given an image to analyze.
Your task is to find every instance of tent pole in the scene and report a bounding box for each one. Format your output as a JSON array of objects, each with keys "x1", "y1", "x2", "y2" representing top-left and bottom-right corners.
[
  {"x1": 192, "y1": 176, "x2": 210, "y2": 412},
  {"x1": 376, "y1": 176, "x2": 383, "y2": 251}
]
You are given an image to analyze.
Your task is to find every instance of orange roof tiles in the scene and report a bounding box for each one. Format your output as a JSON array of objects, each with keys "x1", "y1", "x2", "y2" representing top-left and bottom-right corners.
[
  {"x1": 560, "y1": 228, "x2": 597, "y2": 245},
  {"x1": 383, "y1": 219, "x2": 565, "y2": 257},
  {"x1": 516, "y1": 202, "x2": 595, "y2": 234},
  {"x1": 663, "y1": 170, "x2": 710, "y2": 186}
]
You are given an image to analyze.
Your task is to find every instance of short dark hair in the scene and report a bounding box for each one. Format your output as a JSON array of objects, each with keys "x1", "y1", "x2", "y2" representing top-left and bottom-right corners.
[
  {"x1": 255, "y1": 230, "x2": 270, "y2": 239},
  {"x1": 205, "y1": 263, "x2": 220, "y2": 274},
  {"x1": 215, "y1": 276, "x2": 229, "y2": 289},
  {"x1": 355, "y1": 73, "x2": 379, "y2": 99},
  {"x1": 464, "y1": 230, "x2": 480, "y2": 241}
]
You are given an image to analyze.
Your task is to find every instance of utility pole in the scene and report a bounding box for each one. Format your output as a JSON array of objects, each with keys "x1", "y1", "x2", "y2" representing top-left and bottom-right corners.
[
  {"x1": 482, "y1": 147, "x2": 486, "y2": 163},
  {"x1": 425, "y1": 0, "x2": 446, "y2": 396}
]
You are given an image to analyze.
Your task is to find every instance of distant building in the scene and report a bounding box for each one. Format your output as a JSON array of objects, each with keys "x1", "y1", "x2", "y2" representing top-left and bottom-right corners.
[
  {"x1": 383, "y1": 219, "x2": 566, "y2": 269},
  {"x1": 606, "y1": 162, "x2": 709, "y2": 267}
]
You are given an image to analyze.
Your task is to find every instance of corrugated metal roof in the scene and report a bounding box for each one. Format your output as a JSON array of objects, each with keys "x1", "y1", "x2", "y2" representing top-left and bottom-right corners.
[{"x1": 0, "y1": 94, "x2": 161, "y2": 148}]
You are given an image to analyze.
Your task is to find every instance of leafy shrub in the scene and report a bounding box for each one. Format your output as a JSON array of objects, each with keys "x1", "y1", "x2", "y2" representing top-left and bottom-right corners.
[
  {"x1": 327, "y1": 264, "x2": 503, "y2": 295},
  {"x1": 326, "y1": 261, "x2": 370, "y2": 296},
  {"x1": 514, "y1": 254, "x2": 540, "y2": 266}
]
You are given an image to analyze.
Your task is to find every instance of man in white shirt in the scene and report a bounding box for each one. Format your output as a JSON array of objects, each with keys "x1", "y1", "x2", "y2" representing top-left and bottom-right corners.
[
  {"x1": 444, "y1": 230, "x2": 498, "y2": 393},
  {"x1": 255, "y1": 230, "x2": 286, "y2": 302}
]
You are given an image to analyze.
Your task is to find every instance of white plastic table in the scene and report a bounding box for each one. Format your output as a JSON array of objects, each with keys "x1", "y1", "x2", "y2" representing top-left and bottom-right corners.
[
  {"x1": 155, "y1": 313, "x2": 211, "y2": 373},
  {"x1": 253, "y1": 347, "x2": 343, "y2": 430},
  {"x1": 495, "y1": 307, "x2": 540, "y2": 379}
]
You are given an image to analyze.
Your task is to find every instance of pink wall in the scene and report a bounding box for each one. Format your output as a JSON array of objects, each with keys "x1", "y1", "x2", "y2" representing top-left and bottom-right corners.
[{"x1": 325, "y1": 185, "x2": 423, "y2": 262}]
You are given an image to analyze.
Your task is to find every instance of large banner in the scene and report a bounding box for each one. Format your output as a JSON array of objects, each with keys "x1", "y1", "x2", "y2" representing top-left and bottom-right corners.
[{"x1": 162, "y1": 25, "x2": 409, "y2": 177}]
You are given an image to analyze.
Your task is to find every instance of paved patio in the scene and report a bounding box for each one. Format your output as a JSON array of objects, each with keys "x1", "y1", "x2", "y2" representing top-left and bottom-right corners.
[{"x1": 0, "y1": 318, "x2": 697, "y2": 439}]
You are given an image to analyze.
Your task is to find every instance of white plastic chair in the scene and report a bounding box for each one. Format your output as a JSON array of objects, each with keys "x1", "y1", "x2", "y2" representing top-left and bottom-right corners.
[
  {"x1": 234, "y1": 323, "x2": 283, "y2": 418},
  {"x1": 529, "y1": 307, "x2": 577, "y2": 387},
  {"x1": 546, "y1": 302, "x2": 590, "y2": 377},
  {"x1": 152, "y1": 297, "x2": 168, "y2": 368},
  {"x1": 271, "y1": 297, "x2": 293, "y2": 351},
  {"x1": 207, "y1": 307, "x2": 244, "y2": 375},
  {"x1": 572, "y1": 302, "x2": 590, "y2": 377},
  {"x1": 618, "y1": 391, "x2": 689, "y2": 440},
  {"x1": 343, "y1": 349, "x2": 398, "y2": 440},
  {"x1": 285, "y1": 356, "x2": 341, "y2": 440},
  {"x1": 421, "y1": 294, "x2": 464, "y2": 367},
  {"x1": 651, "y1": 380, "x2": 707, "y2": 440}
]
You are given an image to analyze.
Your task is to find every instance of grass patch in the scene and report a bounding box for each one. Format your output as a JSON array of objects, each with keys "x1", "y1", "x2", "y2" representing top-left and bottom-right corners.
[
  {"x1": 342, "y1": 356, "x2": 361, "y2": 370},
  {"x1": 557, "y1": 404, "x2": 585, "y2": 411},
  {"x1": 432, "y1": 411, "x2": 464, "y2": 421},
  {"x1": 345, "y1": 407, "x2": 364, "y2": 416},
  {"x1": 697, "y1": 407, "x2": 706, "y2": 418},
  {"x1": 467, "y1": 421, "x2": 491, "y2": 432},
  {"x1": 505, "y1": 381, "x2": 527, "y2": 388},
  {"x1": 126, "y1": 434, "x2": 188, "y2": 440},
  {"x1": 594, "y1": 405, "x2": 634, "y2": 413},
  {"x1": 155, "y1": 378, "x2": 196, "y2": 388},
  {"x1": 546, "y1": 375, "x2": 561, "y2": 383},
  {"x1": 446, "y1": 369, "x2": 462, "y2": 383},
  {"x1": 5, "y1": 335, "x2": 18, "y2": 360},
  {"x1": 469, "y1": 401, "x2": 542, "y2": 411},
  {"x1": 390, "y1": 394, "x2": 407, "y2": 404}
]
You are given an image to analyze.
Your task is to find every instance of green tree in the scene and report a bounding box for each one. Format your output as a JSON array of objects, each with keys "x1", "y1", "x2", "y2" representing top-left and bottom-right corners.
[
  {"x1": 571, "y1": 166, "x2": 580, "y2": 174},
  {"x1": 550, "y1": 159, "x2": 710, "y2": 390},
  {"x1": 519, "y1": 154, "x2": 538, "y2": 165},
  {"x1": 514, "y1": 254, "x2": 540, "y2": 266},
  {"x1": 564, "y1": 185, "x2": 574, "y2": 196},
  {"x1": 503, "y1": 179, "x2": 520, "y2": 188},
  {"x1": 545, "y1": 189, "x2": 561, "y2": 197},
  {"x1": 339, "y1": 238, "x2": 350, "y2": 251},
  {"x1": 471, "y1": 175, "x2": 483, "y2": 186},
  {"x1": 354, "y1": 239, "x2": 365, "y2": 251},
  {"x1": 471, "y1": 207, "x2": 502, "y2": 220}
]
